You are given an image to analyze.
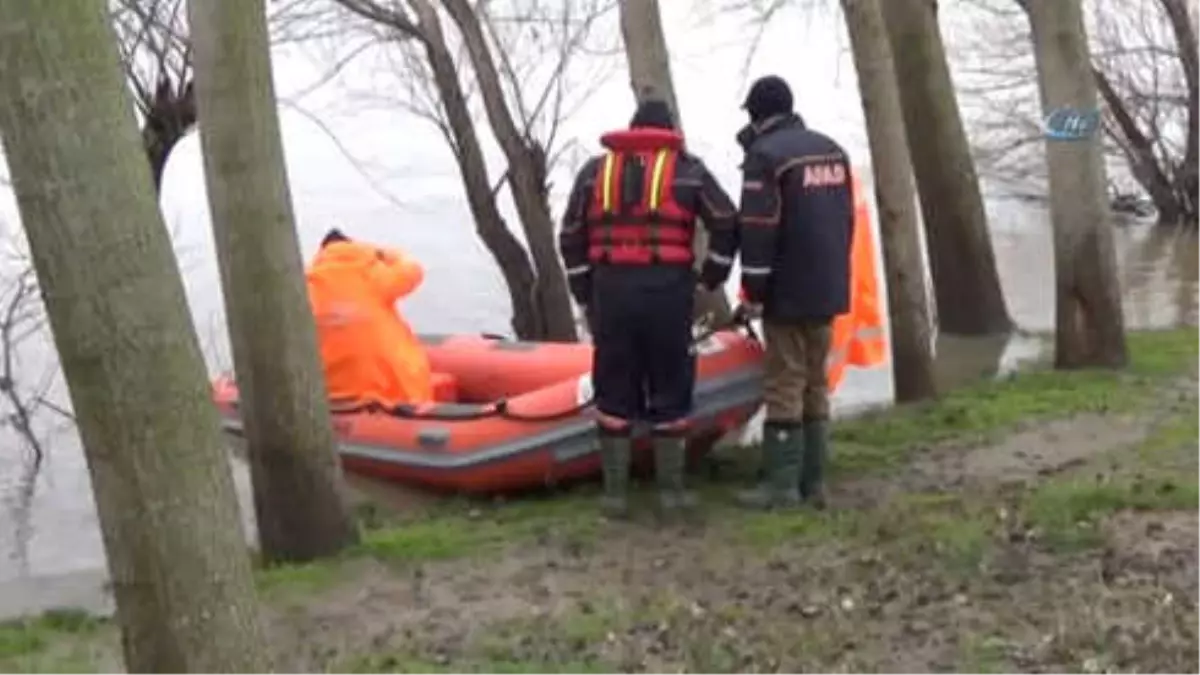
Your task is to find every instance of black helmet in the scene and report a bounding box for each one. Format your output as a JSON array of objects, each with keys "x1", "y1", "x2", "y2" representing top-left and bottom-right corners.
[
  {"x1": 742, "y1": 75, "x2": 793, "y2": 123},
  {"x1": 629, "y1": 98, "x2": 676, "y2": 129}
]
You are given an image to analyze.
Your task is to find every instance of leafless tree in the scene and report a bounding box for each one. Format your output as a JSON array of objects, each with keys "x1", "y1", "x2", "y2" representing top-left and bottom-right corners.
[
  {"x1": 954, "y1": 0, "x2": 1198, "y2": 227},
  {"x1": 880, "y1": 0, "x2": 1013, "y2": 336},
  {"x1": 189, "y1": 0, "x2": 360, "y2": 562},
  {"x1": 0, "y1": 0, "x2": 202, "y2": 466},
  {"x1": 0, "y1": 0, "x2": 268, "y2": 667},
  {"x1": 111, "y1": 0, "x2": 197, "y2": 191},
  {"x1": 0, "y1": 268, "x2": 57, "y2": 466},
  {"x1": 841, "y1": 0, "x2": 939, "y2": 401},
  {"x1": 0, "y1": 0, "x2": 326, "y2": 462},
  {"x1": 1019, "y1": 0, "x2": 1130, "y2": 368},
  {"x1": 286, "y1": 0, "x2": 617, "y2": 341},
  {"x1": 618, "y1": 0, "x2": 735, "y2": 326}
]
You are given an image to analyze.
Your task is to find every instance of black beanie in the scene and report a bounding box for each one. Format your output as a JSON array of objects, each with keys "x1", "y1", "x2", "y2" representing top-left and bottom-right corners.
[
  {"x1": 742, "y1": 75, "x2": 794, "y2": 123},
  {"x1": 629, "y1": 98, "x2": 676, "y2": 129},
  {"x1": 321, "y1": 228, "x2": 350, "y2": 248}
]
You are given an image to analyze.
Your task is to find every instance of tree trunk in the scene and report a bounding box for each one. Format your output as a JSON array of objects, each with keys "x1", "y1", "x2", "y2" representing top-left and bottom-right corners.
[
  {"x1": 408, "y1": 0, "x2": 542, "y2": 340},
  {"x1": 881, "y1": 0, "x2": 1013, "y2": 336},
  {"x1": 617, "y1": 0, "x2": 733, "y2": 325},
  {"x1": 1023, "y1": 0, "x2": 1129, "y2": 368},
  {"x1": 438, "y1": 0, "x2": 578, "y2": 342},
  {"x1": 189, "y1": 0, "x2": 359, "y2": 562},
  {"x1": 841, "y1": 0, "x2": 939, "y2": 402},
  {"x1": 0, "y1": 1, "x2": 267, "y2": 671}
]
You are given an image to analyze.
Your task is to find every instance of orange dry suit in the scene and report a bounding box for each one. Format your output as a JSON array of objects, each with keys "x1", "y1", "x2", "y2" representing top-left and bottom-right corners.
[
  {"x1": 736, "y1": 168, "x2": 887, "y2": 393},
  {"x1": 305, "y1": 240, "x2": 434, "y2": 408}
]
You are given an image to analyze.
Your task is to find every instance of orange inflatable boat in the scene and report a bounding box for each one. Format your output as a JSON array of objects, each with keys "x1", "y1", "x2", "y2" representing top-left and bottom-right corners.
[{"x1": 212, "y1": 328, "x2": 764, "y2": 494}]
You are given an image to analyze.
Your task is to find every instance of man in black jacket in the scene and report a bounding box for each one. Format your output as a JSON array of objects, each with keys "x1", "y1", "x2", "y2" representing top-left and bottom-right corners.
[
  {"x1": 734, "y1": 75, "x2": 854, "y2": 510},
  {"x1": 558, "y1": 98, "x2": 739, "y2": 518}
]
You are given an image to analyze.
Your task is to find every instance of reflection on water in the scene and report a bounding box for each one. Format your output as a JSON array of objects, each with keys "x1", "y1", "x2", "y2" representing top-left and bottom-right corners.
[
  {"x1": 989, "y1": 208, "x2": 1199, "y2": 333},
  {"x1": 1122, "y1": 224, "x2": 1200, "y2": 329},
  {"x1": 0, "y1": 214, "x2": 1196, "y2": 620}
]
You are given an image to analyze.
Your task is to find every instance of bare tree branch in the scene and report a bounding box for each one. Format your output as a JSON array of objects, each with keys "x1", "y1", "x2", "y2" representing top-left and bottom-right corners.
[{"x1": 954, "y1": 0, "x2": 1197, "y2": 225}]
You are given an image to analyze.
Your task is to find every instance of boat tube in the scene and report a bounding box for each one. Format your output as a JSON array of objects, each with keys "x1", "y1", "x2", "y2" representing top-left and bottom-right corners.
[{"x1": 212, "y1": 328, "x2": 764, "y2": 494}]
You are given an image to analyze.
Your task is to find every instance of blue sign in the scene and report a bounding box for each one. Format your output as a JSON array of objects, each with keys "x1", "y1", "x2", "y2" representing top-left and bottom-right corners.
[{"x1": 1043, "y1": 106, "x2": 1101, "y2": 141}]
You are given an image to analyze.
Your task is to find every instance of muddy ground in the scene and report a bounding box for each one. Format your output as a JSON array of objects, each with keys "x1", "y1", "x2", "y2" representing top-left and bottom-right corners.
[{"x1": 2, "y1": 333, "x2": 1197, "y2": 673}]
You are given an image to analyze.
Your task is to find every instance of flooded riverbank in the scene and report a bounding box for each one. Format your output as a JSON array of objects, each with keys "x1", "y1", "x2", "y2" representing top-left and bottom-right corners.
[{"x1": 0, "y1": 209, "x2": 1195, "y2": 621}]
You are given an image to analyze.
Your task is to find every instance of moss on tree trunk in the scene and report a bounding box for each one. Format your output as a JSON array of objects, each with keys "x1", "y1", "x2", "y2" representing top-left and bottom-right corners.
[
  {"x1": 0, "y1": 1, "x2": 268, "y2": 670},
  {"x1": 189, "y1": 0, "x2": 359, "y2": 563}
]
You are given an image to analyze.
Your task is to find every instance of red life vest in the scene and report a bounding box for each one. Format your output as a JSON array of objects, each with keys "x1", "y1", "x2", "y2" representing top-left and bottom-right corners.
[{"x1": 585, "y1": 128, "x2": 696, "y2": 266}]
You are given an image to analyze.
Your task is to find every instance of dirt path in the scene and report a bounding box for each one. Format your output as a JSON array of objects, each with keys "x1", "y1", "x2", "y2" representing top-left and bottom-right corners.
[{"x1": 260, "y1": 381, "x2": 1198, "y2": 673}]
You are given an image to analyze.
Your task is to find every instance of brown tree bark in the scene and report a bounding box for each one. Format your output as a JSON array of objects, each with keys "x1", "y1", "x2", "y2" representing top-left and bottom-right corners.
[
  {"x1": 881, "y1": 0, "x2": 1013, "y2": 336},
  {"x1": 1022, "y1": 0, "x2": 1129, "y2": 368},
  {"x1": 334, "y1": 0, "x2": 543, "y2": 340},
  {"x1": 439, "y1": 0, "x2": 579, "y2": 342},
  {"x1": 841, "y1": 0, "x2": 939, "y2": 402},
  {"x1": 0, "y1": 0, "x2": 267, "y2": 670},
  {"x1": 406, "y1": 0, "x2": 543, "y2": 340},
  {"x1": 617, "y1": 0, "x2": 733, "y2": 325},
  {"x1": 189, "y1": 0, "x2": 359, "y2": 562}
]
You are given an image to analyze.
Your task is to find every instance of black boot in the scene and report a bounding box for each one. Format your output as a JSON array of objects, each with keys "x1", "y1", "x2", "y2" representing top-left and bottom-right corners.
[
  {"x1": 654, "y1": 433, "x2": 698, "y2": 515},
  {"x1": 737, "y1": 421, "x2": 801, "y2": 510},
  {"x1": 800, "y1": 419, "x2": 829, "y2": 510},
  {"x1": 598, "y1": 431, "x2": 631, "y2": 518}
]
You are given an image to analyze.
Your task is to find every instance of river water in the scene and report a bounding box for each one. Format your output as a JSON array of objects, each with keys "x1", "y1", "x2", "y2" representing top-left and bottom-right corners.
[{"x1": 0, "y1": 2, "x2": 1197, "y2": 620}]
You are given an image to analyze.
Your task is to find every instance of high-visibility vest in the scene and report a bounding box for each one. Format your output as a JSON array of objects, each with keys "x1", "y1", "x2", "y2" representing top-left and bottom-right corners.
[{"x1": 585, "y1": 127, "x2": 696, "y2": 266}]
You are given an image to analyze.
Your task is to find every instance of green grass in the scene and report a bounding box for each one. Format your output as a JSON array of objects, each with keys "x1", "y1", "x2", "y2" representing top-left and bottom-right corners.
[
  {"x1": 357, "y1": 492, "x2": 599, "y2": 563},
  {"x1": 249, "y1": 329, "x2": 1196, "y2": 596},
  {"x1": 1025, "y1": 473, "x2": 1198, "y2": 551},
  {"x1": 251, "y1": 490, "x2": 602, "y2": 597},
  {"x1": 0, "y1": 610, "x2": 105, "y2": 660},
  {"x1": 737, "y1": 490, "x2": 996, "y2": 574},
  {"x1": 257, "y1": 559, "x2": 344, "y2": 596},
  {"x1": 958, "y1": 634, "x2": 1017, "y2": 673},
  {"x1": 831, "y1": 328, "x2": 1198, "y2": 474}
]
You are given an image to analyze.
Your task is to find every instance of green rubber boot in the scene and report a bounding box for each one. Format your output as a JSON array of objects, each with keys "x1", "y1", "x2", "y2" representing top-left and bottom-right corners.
[
  {"x1": 736, "y1": 422, "x2": 801, "y2": 510},
  {"x1": 800, "y1": 420, "x2": 829, "y2": 510},
  {"x1": 654, "y1": 434, "x2": 698, "y2": 515},
  {"x1": 598, "y1": 433, "x2": 631, "y2": 518}
]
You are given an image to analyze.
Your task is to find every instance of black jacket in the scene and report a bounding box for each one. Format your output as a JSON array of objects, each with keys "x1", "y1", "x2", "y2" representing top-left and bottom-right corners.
[
  {"x1": 736, "y1": 114, "x2": 854, "y2": 322},
  {"x1": 558, "y1": 148, "x2": 738, "y2": 306}
]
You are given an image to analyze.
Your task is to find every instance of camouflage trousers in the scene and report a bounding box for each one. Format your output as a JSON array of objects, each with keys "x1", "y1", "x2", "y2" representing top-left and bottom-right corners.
[{"x1": 762, "y1": 319, "x2": 834, "y2": 422}]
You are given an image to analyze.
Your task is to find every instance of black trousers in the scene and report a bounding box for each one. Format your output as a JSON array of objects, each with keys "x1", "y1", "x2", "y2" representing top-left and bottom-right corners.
[{"x1": 589, "y1": 265, "x2": 696, "y2": 425}]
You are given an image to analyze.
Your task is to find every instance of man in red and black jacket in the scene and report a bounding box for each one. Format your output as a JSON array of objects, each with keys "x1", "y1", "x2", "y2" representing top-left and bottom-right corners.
[
  {"x1": 558, "y1": 98, "x2": 738, "y2": 519},
  {"x1": 734, "y1": 75, "x2": 855, "y2": 511}
]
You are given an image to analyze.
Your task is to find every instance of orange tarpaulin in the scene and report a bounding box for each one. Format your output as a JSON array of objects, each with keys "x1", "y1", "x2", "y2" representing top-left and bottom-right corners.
[
  {"x1": 306, "y1": 240, "x2": 434, "y2": 407},
  {"x1": 827, "y1": 169, "x2": 887, "y2": 392}
]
